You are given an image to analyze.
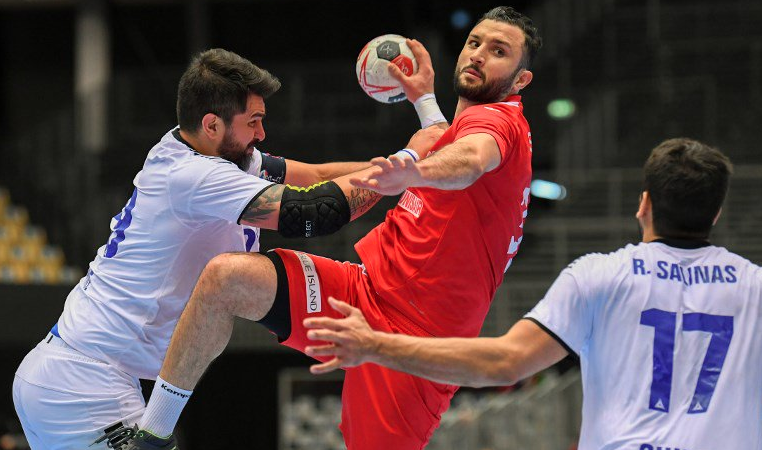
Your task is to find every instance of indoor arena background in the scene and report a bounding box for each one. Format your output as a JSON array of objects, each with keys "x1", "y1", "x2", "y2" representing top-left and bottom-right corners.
[{"x1": 0, "y1": 0, "x2": 760, "y2": 448}]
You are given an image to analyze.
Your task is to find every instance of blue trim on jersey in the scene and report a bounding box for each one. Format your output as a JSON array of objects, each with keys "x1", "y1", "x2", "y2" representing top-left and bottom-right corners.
[
  {"x1": 105, "y1": 189, "x2": 138, "y2": 258},
  {"x1": 50, "y1": 323, "x2": 60, "y2": 338}
]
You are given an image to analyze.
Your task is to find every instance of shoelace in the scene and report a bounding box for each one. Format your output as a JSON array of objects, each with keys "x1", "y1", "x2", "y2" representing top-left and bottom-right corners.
[{"x1": 90, "y1": 424, "x2": 139, "y2": 449}]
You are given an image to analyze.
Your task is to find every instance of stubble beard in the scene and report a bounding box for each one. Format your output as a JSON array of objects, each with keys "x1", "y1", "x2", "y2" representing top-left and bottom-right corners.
[
  {"x1": 218, "y1": 128, "x2": 254, "y2": 172},
  {"x1": 453, "y1": 64, "x2": 523, "y2": 104}
]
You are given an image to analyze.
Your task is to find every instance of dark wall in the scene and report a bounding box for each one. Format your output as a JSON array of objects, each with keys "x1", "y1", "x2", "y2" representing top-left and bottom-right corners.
[
  {"x1": 178, "y1": 351, "x2": 316, "y2": 449},
  {"x1": 0, "y1": 8, "x2": 75, "y2": 138}
]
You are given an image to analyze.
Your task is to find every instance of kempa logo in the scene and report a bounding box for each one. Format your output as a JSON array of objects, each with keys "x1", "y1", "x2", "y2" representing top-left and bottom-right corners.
[
  {"x1": 296, "y1": 252, "x2": 322, "y2": 313},
  {"x1": 160, "y1": 383, "x2": 190, "y2": 399}
]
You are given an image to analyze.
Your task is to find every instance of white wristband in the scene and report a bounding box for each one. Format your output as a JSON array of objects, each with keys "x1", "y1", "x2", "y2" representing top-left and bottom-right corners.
[
  {"x1": 413, "y1": 93, "x2": 448, "y2": 128},
  {"x1": 391, "y1": 149, "x2": 419, "y2": 162}
]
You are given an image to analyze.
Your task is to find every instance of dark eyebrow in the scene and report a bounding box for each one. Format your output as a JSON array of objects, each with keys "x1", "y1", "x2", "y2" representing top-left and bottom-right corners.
[{"x1": 469, "y1": 34, "x2": 512, "y2": 49}]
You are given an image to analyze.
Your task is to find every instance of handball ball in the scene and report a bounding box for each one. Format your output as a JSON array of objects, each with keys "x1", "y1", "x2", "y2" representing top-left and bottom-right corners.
[{"x1": 356, "y1": 34, "x2": 418, "y2": 104}]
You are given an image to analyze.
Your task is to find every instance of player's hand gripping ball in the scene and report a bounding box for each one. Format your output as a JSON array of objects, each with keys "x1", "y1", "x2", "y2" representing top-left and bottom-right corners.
[{"x1": 356, "y1": 34, "x2": 418, "y2": 104}]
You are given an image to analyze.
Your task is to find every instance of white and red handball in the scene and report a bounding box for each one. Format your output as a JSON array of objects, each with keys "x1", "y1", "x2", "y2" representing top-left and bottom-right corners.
[{"x1": 356, "y1": 34, "x2": 418, "y2": 104}]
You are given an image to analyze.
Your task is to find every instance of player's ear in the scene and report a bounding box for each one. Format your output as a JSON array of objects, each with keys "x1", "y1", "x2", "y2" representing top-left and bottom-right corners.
[
  {"x1": 635, "y1": 191, "x2": 651, "y2": 220},
  {"x1": 200, "y1": 113, "x2": 222, "y2": 139},
  {"x1": 512, "y1": 69, "x2": 533, "y2": 93},
  {"x1": 712, "y1": 207, "x2": 722, "y2": 225}
]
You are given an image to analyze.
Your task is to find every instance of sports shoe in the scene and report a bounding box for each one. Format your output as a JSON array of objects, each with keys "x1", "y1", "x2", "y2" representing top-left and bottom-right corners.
[
  {"x1": 90, "y1": 425, "x2": 178, "y2": 450},
  {"x1": 122, "y1": 429, "x2": 179, "y2": 450},
  {"x1": 90, "y1": 423, "x2": 137, "y2": 449}
]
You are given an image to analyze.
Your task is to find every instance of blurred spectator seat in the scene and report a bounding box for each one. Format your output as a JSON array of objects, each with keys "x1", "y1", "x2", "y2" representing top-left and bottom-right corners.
[
  {"x1": 0, "y1": 187, "x2": 9, "y2": 217},
  {"x1": 0, "y1": 224, "x2": 23, "y2": 244},
  {"x1": 1, "y1": 206, "x2": 29, "y2": 229},
  {"x1": 0, "y1": 188, "x2": 81, "y2": 285},
  {"x1": 0, "y1": 263, "x2": 29, "y2": 284}
]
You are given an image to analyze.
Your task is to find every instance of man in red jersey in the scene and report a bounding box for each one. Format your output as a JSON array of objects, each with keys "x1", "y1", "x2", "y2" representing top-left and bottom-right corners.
[{"x1": 124, "y1": 6, "x2": 542, "y2": 450}]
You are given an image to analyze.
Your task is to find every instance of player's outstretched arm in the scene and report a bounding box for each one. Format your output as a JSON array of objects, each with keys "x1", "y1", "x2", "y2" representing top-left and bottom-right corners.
[
  {"x1": 388, "y1": 39, "x2": 449, "y2": 130},
  {"x1": 351, "y1": 132, "x2": 501, "y2": 194},
  {"x1": 283, "y1": 159, "x2": 372, "y2": 187},
  {"x1": 276, "y1": 111, "x2": 445, "y2": 188},
  {"x1": 304, "y1": 298, "x2": 568, "y2": 388},
  {"x1": 239, "y1": 126, "x2": 445, "y2": 232},
  {"x1": 238, "y1": 163, "x2": 396, "y2": 235}
]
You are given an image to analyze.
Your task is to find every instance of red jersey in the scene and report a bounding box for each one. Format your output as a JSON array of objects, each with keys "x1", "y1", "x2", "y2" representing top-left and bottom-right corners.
[{"x1": 355, "y1": 95, "x2": 533, "y2": 338}]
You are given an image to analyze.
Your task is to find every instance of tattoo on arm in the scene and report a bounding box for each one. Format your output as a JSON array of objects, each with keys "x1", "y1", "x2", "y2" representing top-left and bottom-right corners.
[
  {"x1": 347, "y1": 187, "x2": 382, "y2": 219},
  {"x1": 240, "y1": 184, "x2": 285, "y2": 225}
]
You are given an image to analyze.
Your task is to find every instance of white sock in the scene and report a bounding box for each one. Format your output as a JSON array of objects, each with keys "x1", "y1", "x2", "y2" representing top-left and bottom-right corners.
[{"x1": 139, "y1": 376, "x2": 193, "y2": 438}]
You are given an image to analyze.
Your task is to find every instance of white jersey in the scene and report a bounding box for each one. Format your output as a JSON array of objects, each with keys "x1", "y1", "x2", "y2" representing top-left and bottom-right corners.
[
  {"x1": 526, "y1": 240, "x2": 762, "y2": 450},
  {"x1": 55, "y1": 129, "x2": 274, "y2": 379}
]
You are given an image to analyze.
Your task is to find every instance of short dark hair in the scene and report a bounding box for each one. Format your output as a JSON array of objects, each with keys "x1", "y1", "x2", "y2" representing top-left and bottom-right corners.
[
  {"x1": 644, "y1": 138, "x2": 733, "y2": 239},
  {"x1": 477, "y1": 6, "x2": 542, "y2": 69},
  {"x1": 177, "y1": 48, "x2": 281, "y2": 132}
]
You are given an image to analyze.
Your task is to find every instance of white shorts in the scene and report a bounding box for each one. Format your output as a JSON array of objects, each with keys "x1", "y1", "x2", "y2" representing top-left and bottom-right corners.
[{"x1": 13, "y1": 333, "x2": 146, "y2": 450}]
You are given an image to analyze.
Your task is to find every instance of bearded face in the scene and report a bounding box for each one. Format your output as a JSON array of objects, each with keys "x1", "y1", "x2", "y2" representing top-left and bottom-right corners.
[
  {"x1": 217, "y1": 126, "x2": 255, "y2": 172},
  {"x1": 452, "y1": 63, "x2": 522, "y2": 104}
]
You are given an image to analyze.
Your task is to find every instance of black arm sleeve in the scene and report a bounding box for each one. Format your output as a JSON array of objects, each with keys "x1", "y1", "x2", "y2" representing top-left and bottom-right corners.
[{"x1": 259, "y1": 153, "x2": 287, "y2": 184}]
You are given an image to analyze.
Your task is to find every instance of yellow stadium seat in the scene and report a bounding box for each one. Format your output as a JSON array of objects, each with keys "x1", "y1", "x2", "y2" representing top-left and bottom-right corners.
[
  {"x1": 29, "y1": 265, "x2": 61, "y2": 284},
  {"x1": 0, "y1": 224, "x2": 23, "y2": 244},
  {"x1": 10, "y1": 243, "x2": 40, "y2": 264},
  {"x1": 0, "y1": 263, "x2": 30, "y2": 284},
  {"x1": 0, "y1": 188, "x2": 9, "y2": 217},
  {"x1": 40, "y1": 245, "x2": 64, "y2": 266},
  {"x1": 0, "y1": 190, "x2": 74, "y2": 284},
  {"x1": 36, "y1": 258, "x2": 64, "y2": 272},
  {"x1": 22, "y1": 225, "x2": 46, "y2": 249},
  {"x1": 2, "y1": 206, "x2": 29, "y2": 228},
  {"x1": 0, "y1": 243, "x2": 10, "y2": 265}
]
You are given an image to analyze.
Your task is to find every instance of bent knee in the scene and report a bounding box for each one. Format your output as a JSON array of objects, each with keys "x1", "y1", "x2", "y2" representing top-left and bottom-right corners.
[
  {"x1": 198, "y1": 252, "x2": 278, "y2": 319},
  {"x1": 202, "y1": 252, "x2": 268, "y2": 285}
]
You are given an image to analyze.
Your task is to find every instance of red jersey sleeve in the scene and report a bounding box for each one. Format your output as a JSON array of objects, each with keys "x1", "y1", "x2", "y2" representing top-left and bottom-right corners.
[{"x1": 452, "y1": 104, "x2": 520, "y2": 172}]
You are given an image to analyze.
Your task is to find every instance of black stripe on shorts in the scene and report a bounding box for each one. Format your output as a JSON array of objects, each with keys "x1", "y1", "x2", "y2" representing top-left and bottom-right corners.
[{"x1": 259, "y1": 250, "x2": 292, "y2": 342}]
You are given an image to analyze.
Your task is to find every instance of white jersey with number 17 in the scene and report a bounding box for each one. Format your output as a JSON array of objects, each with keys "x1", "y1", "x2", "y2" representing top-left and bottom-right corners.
[
  {"x1": 55, "y1": 129, "x2": 274, "y2": 380},
  {"x1": 526, "y1": 240, "x2": 762, "y2": 450}
]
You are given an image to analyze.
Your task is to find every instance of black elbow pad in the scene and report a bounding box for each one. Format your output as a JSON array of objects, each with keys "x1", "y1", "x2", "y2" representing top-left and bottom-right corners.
[{"x1": 278, "y1": 181, "x2": 350, "y2": 238}]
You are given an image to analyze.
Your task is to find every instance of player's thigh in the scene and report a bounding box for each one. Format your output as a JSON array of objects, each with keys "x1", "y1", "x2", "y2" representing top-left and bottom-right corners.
[
  {"x1": 340, "y1": 363, "x2": 457, "y2": 450},
  {"x1": 268, "y1": 248, "x2": 367, "y2": 356},
  {"x1": 13, "y1": 375, "x2": 144, "y2": 450}
]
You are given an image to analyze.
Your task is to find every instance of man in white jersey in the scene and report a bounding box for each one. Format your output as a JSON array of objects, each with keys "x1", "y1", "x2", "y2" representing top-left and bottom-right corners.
[
  {"x1": 12, "y1": 48, "x2": 441, "y2": 450},
  {"x1": 304, "y1": 138, "x2": 758, "y2": 449}
]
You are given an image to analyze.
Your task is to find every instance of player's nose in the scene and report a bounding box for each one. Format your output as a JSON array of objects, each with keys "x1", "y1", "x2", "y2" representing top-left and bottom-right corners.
[
  {"x1": 469, "y1": 51, "x2": 485, "y2": 66},
  {"x1": 255, "y1": 122, "x2": 266, "y2": 142}
]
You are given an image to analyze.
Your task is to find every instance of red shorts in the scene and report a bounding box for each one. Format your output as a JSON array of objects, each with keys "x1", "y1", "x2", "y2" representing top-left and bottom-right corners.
[{"x1": 271, "y1": 248, "x2": 458, "y2": 450}]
